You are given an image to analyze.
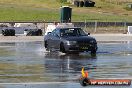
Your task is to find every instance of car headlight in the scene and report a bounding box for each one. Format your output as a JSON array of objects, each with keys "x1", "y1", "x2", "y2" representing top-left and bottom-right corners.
[{"x1": 66, "y1": 41, "x2": 77, "y2": 45}]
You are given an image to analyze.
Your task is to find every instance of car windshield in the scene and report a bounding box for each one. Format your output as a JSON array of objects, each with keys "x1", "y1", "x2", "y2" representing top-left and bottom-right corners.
[{"x1": 60, "y1": 28, "x2": 87, "y2": 37}]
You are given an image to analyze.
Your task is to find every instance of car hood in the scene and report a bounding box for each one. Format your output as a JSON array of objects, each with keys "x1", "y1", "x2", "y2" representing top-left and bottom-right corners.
[{"x1": 62, "y1": 36, "x2": 96, "y2": 42}]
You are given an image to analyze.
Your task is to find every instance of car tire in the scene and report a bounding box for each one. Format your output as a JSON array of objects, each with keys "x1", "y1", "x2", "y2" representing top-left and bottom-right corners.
[
  {"x1": 60, "y1": 43, "x2": 66, "y2": 53},
  {"x1": 91, "y1": 50, "x2": 96, "y2": 56},
  {"x1": 44, "y1": 41, "x2": 49, "y2": 51}
]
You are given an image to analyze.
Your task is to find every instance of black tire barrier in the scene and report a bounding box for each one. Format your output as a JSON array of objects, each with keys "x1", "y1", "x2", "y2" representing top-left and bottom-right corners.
[
  {"x1": 74, "y1": 1, "x2": 80, "y2": 7},
  {"x1": 10, "y1": 29, "x2": 15, "y2": 36},
  {"x1": 75, "y1": 1, "x2": 95, "y2": 7},
  {"x1": 80, "y1": 1, "x2": 84, "y2": 7},
  {"x1": 84, "y1": 1, "x2": 89, "y2": 7},
  {"x1": 2, "y1": 30, "x2": 5, "y2": 36},
  {"x1": 2, "y1": 29, "x2": 15, "y2": 36},
  {"x1": 26, "y1": 30, "x2": 35, "y2": 36},
  {"x1": 26, "y1": 29, "x2": 42, "y2": 36},
  {"x1": 79, "y1": 77, "x2": 91, "y2": 86},
  {"x1": 5, "y1": 29, "x2": 9, "y2": 36},
  {"x1": 88, "y1": 1, "x2": 95, "y2": 7},
  {"x1": 37, "y1": 29, "x2": 42, "y2": 36}
]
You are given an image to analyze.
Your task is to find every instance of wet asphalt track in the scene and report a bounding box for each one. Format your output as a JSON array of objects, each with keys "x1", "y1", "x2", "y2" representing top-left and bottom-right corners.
[{"x1": 0, "y1": 41, "x2": 131, "y2": 88}]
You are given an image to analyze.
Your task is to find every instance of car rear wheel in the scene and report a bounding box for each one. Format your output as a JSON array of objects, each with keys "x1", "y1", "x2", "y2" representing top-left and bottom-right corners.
[{"x1": 60, "y1": 43, "x2": 66, "y2": 53}]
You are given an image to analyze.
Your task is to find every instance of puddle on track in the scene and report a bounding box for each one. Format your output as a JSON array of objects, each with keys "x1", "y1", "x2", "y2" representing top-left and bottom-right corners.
[{"x1": 0, "y1": 41, "x2": 132, "y2": 87}]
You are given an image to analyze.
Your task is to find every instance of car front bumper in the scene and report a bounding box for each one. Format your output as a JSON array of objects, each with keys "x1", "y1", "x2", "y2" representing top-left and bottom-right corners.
[{"x1": 64, "y1": 43, "x2": 97, "y2": 52}]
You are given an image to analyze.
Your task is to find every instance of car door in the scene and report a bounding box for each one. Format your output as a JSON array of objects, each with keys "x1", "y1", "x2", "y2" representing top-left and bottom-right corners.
[
  {"x1": 48, "y1": 29, "x2": 61, "y2": 50},
  {"x1": 47, "y1": 29, "x2": 55, "y2": 49},
  {"x1": 53, "y1": 29, "x2": 61, "y2": 49}
]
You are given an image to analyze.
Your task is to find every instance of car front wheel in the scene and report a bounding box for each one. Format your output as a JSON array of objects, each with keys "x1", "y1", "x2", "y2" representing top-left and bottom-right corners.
[
  {"x1": 44, "y1": 41, "x2": 49, "y2": 51},
  {"x1": 60, "y1": 43, "x2": 66, "y2": 53},
  {"x1": 91, "y1": 49, "x2": 96, "y2": 56}
]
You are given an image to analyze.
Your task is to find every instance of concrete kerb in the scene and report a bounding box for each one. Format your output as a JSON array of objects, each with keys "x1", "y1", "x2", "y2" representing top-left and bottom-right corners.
[
  {"x1": 0, "y1": 34, "x2": 132, "y2": 42},
  {"x1": 91, "y1": 34, "x2": 132, "y2": 42}
]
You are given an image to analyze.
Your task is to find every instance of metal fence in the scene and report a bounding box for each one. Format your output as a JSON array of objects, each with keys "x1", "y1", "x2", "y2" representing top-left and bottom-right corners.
[
  {"x1": 73, "y1": 21, "x2": 130, "y2": 33},
  {"x1": 44, "y1": 21, "x2": 132, "y2": 34},
  {"x1": 0, "y1": 21, "x2": 132, "y2": 34}
]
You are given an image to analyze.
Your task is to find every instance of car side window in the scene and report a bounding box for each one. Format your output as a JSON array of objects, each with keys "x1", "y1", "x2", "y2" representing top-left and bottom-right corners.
[
  {"x1": 55, "y1": 29, "x2": 60, "y2": 37},
  {"x1": 51, "y1": 29, "x2": 56, "y2": 36},
  {"x1": 51, "y1": 29, "x2": 60, "y2": 37}
]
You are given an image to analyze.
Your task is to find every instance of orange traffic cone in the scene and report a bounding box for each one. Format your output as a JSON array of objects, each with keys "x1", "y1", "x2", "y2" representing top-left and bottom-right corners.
[{"x1": 81, "y1": 67, "x2": 88, "y2": 78}]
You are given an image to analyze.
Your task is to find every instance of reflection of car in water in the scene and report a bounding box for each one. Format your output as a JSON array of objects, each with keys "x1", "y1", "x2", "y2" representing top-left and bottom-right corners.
[
  {"x1": 44, "y1": 53, "x2": 97, "y2": 81},
  {"x1": 44, "y1": 27, "x2": 97, "y2": 55},
  {"x1": 44, "y1": 52, "x2": 97, "y2": 71}
]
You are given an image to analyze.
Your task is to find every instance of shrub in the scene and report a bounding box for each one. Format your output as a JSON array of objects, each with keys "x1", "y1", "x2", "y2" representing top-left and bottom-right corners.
[
  {"x1": 56, "y1": 0, "x2": 67, "y2": 3},
  {"x1": 100, "y1": 0, "x2": 106, "y2": 2}
]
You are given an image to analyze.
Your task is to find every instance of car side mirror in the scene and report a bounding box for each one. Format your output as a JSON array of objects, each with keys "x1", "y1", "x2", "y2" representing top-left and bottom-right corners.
[
  {"x1": 88, "y1": 33, "x2": 90, "y2": 35},
  {"x1": 47, "y1": 32, "x2": 51, "y2": 34}
]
